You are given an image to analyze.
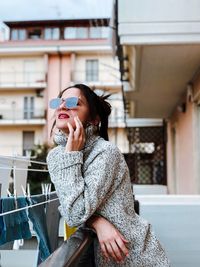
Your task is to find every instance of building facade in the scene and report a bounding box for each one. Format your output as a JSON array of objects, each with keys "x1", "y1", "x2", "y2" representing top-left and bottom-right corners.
[
  {"x1": 0, "y1": 18, "x2": 129, "y2": 156},
  {"x1": 114, "y1": 0, "x2": 200, "y2": 193}
]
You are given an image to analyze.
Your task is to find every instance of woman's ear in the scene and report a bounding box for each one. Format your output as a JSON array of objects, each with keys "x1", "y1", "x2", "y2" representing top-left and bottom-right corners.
[
  {"x1": 89, "y1": 115, "x2": 100, "y2": 126},
  {"x1": 89, "y1": 119, "x2": 99, "y2": 126}
]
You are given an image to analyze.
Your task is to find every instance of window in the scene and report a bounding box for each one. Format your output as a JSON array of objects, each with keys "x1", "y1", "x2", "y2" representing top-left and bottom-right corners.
[
  {"x1": 64, "y1": 27, "x2": 76, "y2": 39},
  {"x1": 23, "y1": 131, "x2": 35, "y2": 156},
  {"x1": 28, "y1": 29, "x2": 42, "y2": 40},
  {"x1": 101, "y1": 27, "x2": 109, "y2": 38},
  {"x1": 11, "y1": 29, "x2": 26, "y2": 40},
  {"x1": 89, "y1": 27, "x2": 109, "y2": 39},
  {"x1": 44, "y1": 28, "x2": 60, "y2": 40},
  {"x1": 64, "y1": 27, "x2": 88, "y2": 39},
  {"x1": 86, "y1": 60, "x2": 99, "y2": 82},
  {"x1": 24, "y1": 96, "x2": 34, "y2": 119},
  {"x1": 76, "y1": 27, "x2": 88, "y2": 39},
  {"x1": 90, "y1": 27, "x2": 102, "y2": 38},
  {"x1": 24, "y1": 60, "x2": 36, "y2": 83}
]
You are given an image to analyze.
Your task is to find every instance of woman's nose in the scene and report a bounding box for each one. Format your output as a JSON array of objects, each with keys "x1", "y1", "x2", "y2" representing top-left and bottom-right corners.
[{"x1": 59, "y1": 99, "x2": 67, "y2": 109}]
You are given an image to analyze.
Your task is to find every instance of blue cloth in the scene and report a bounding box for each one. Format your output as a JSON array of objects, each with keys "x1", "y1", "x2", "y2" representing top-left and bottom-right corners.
[
  {"x1": 27, "y1": 195, "x2": 51, "y2": 264},
  {"x1": 0, "y1": 197, "x2": 32, "y2": 246},
  {"x1": 0, "y1": 199, "x2": 6, "y2": 243}
]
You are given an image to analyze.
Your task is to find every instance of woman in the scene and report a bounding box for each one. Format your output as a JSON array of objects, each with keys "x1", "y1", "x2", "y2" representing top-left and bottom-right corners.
[{"x1": 47, "y1": 84, "x2": 170, "y2": 266}]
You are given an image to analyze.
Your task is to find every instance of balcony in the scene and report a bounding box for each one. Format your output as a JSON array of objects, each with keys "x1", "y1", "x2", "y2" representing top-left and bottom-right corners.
[
  {"x1": 0, "y1": 109, "x2": 46, "y2": 125},
  {"x1": 0, "y1": 194, "x2": 199, "y2": 266},
  {"x1": 0, "y1": 145, "x2": 25, "y2": 156},
  {"x1": 0, "y1": 71, "x2": 46, "y2": 89},
  {"x1": 71, "y1": 70, "x2": 121, "y2": 89},
  {"x1": 115, "y1": 0, "x2": 200, "y2": 118},
  {"x1": 108, "y1": 106, "x2": 125, "y2": 128}
]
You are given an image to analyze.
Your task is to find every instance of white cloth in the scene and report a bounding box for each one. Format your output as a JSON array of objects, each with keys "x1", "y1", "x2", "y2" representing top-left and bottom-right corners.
[{"x1": 0, "y1": 157, "x2": 13, "y2": 197}]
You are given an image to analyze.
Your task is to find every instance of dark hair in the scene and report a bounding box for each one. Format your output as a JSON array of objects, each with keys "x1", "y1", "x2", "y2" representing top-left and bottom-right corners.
[{"x1": 51, "y1": 84, "x2": 111, "y2": 140}]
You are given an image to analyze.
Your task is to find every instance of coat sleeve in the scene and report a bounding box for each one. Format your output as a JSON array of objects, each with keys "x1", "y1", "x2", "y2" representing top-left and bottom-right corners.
[{"x1": 47, "y1": 145, "x2": 126, "y2": 227}]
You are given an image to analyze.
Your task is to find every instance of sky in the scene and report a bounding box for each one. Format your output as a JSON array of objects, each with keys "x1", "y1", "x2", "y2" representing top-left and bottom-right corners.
[{"x1": 0, "y1": 0, "x2": 113, "y2": 23}]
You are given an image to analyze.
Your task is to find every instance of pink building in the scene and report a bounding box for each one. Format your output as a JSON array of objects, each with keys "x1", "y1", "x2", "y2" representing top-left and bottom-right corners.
[
  {"x1": 114, "y1": 0, "x2": 200, "y2": 194},
  {"x1": 0, "y1": 19, "x2": 127, "y2": 156}
]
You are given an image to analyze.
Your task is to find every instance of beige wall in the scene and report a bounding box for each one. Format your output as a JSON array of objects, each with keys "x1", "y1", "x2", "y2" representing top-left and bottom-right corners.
[
  {"x1": 0, "y1": 56, "x2": 47, "y2": 156},
  {"x1": 109, "y1": 128, "x2": 129, "y2": 153},
  {"x1": 167, "y1": 98, "x2": 199, "y2": 194},
  {"x1": 74, "y1": 54, "x2": 120, "y2": 84},
  {"x1": 0, "y1": 126, "x2": 44, "y2": 156},
  {"x1": 46, "y1": 54, "x2": 71, "y2": 141},
  {"x1": 0, "y1": 47, "x2": 124, "y2": 158},
  {"x1": 0, "y1": 56, "x2": 46, "y2": 84},
  {"x1": 0, "y1": 90, "x2": 45, "y2": 120},
  {"x1": 0, "y1": 56, "x2": 45, "y2": 71}
]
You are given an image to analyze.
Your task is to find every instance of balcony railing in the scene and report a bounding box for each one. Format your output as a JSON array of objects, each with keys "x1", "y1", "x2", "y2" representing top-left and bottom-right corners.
[
  {"x1": 71, "y1": 70, "x2": 121, "y2": 86},
  {"x1": 0, "y1": 145, "x2": 24, "y2": 156},
  {"x1": 0, "y1": 71, "x2": 46, "y2": 87},
  {"x1": 108, "y1": 106, "x2": 125, "y2": 127},
  {"x1": 0, "y1": 109, "x2": 46, "y2": 121}
]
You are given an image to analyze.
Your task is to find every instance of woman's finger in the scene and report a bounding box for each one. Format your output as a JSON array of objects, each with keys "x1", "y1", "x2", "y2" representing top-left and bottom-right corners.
[
  {"x1": 118, "y1": 232, "x2": 129, "y2": 243},
  {"x1": 110, "y1": 240, "x2": 124, "y2": 262},
  {"x1": 115, "y1": 237, "x2": 129, "y2": 257},
  {"x1": 100, "y1": 242, "x2": 110, "y2": 260},
  {"x1": 67, "y1": 122, "x2": 74, "y2": 138},
  {"x1": 73, "y1": 117, "x2": 81, "y2": 138},
  {"x1": 76, "y1": 115, "x2": 83, "y2": 127},
  {"x1": 75, "y1": 116, "x2": 84, "y2": 135},
  {"x1": 65, "y1": 122, "x2": 74, "y2": 152},
  {"x1": 105, "y1": 243, "x2": 119, "y2": 262}
]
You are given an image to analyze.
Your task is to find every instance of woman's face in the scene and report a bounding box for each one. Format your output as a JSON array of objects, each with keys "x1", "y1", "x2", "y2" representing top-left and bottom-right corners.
[{"x1": 55, "y1": 88, "x2": 90, "y2": 134}]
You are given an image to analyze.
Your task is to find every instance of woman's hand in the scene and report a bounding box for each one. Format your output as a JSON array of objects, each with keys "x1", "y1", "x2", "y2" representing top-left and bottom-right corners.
[
  {"x1": 87, "y1": 216, "x2": 129, "y2": 263},
  {"x1": 65, "y1": 116, "x2": 85, "y2": 152}
]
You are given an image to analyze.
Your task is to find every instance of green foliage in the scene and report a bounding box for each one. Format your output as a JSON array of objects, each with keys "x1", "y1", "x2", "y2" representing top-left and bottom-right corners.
[{"x1": 27, "y1": 143, "x2": 54, "y2": 194}]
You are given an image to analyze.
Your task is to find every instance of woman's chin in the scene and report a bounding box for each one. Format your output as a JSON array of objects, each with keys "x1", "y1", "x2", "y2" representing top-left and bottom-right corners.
[{"x1": 56, "y1": 123, "x2": 68, "y2": 133}]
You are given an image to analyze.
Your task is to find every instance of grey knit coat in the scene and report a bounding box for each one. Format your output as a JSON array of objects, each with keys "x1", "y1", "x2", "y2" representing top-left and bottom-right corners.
[{"x1": 47, "y1": 128, "x2": 170, "y2": 267}]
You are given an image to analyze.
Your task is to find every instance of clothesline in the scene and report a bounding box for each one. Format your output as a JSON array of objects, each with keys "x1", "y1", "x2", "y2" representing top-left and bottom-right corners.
[
  {"x1": 0, "y1": 166, "x2": 49, "y2": 172},
  {"x1": 0, "y1": 197, "x2": 59, "y2": 217},
  {"x1": 0, "y1": 155, "x2": 47, "y2": 165}
]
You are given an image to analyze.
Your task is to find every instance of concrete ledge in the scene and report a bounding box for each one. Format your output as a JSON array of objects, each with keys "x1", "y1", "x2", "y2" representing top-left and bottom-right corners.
[{"x1": 133, "y1": 184, "x2": 168, "y2": 195}]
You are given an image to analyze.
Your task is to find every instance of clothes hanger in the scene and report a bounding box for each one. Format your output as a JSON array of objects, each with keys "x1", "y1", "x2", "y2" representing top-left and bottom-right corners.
[{"x1": 0, "y1": 196, "x2": 59, "y2": 217}]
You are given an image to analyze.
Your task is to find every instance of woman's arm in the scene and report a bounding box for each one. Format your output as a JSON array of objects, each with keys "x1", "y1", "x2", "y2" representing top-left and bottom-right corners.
[
  {"x1": 87, "y1": 216, "x2": 129, "y2": 263},
  {"x1": 47, "y1": 143, "x2": 127, "y2": 227}
]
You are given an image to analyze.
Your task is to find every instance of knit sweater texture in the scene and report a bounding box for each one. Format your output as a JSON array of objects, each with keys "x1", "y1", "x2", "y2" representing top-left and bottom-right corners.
[{"x1": 47, "y1": 129, "x2": 170, "y2": 267}]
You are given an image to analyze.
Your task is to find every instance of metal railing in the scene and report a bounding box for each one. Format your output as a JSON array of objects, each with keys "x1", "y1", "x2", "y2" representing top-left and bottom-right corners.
[
  {"x1": 39, "y1": 198, "x2": 139, "y2": 267},
  {"x1": 109, "y1": 106, "x2": 125, "y2": 126},
  {"x1": 71, "y1": 70, "x2": 121, "y2": 85},
  {"x1": 0, "y1": 109, "x2": 46, "y2": 120},
  {"x1": 0, "y1": 71, "x2": 46, "y2": 86},
  {"x1": 0, "y1": 145, "x2": 23, "y2": 156}
]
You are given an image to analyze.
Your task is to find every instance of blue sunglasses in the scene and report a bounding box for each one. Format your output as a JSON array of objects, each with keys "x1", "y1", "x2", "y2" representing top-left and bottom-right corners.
[{"x1": 49, "y1": 97, "x2": 79, "y2": 109}]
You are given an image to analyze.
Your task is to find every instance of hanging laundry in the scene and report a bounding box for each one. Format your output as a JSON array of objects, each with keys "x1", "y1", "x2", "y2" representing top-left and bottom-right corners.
[
  {"x1": 27, "y1": 194, "x2": 51, "y2": 265},
  {"x1": 0, "y1": 196, "x2": 32, "y2": 246},
  {"x1": 14, "y1": 157, "x2": 30, "y2": 196},
  {"x1": 0, "y1": 157, "x2": 13, "y2": 197},
  {"x1": 46, "y1": 191, "x2": 60, "y2": 252},
  {"x1": 0, "y1": 198, "x2": 5, "y2": 243}
]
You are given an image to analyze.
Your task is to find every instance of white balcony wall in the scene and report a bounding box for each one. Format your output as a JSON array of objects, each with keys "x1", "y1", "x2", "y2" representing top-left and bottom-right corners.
[
  {"x1": 108, "y1": 127, "x2": 129, "y2": 153},
  {"x1": 136, "y1": 195, "x2": 200, "y2": 267},
  {"x1": 118, "y1": 0, "x2": 200, "y2": 44},
  {"x1": 72, "y1": 55, "x2": 120, "y2": 85},
  {"x1": 108, "y1": 93, "x2": 125, "y2": 127},
  {"x1": 0, "y1": 56, "x2": 46, "y2": 86},
  {"x1": 0, "y1": 126, "x2": 44, "y2": 156},
  {"x1": 0, "y1": 91, "x2": 45, "y2": 121}
]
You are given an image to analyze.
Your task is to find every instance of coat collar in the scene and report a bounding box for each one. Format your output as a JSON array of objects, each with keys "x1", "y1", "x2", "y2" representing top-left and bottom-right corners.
[{"x1": 53, "y1": 125, "x2": 100, "y2": 149}]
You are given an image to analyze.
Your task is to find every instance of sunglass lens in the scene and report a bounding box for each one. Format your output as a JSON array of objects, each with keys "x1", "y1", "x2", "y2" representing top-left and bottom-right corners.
[
  {"x1": 49, "y1": 98, "x2": 62, "y2": 109},
  {"x1": 65, "y1": 97, "x2": 79, "y2": 108}
]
